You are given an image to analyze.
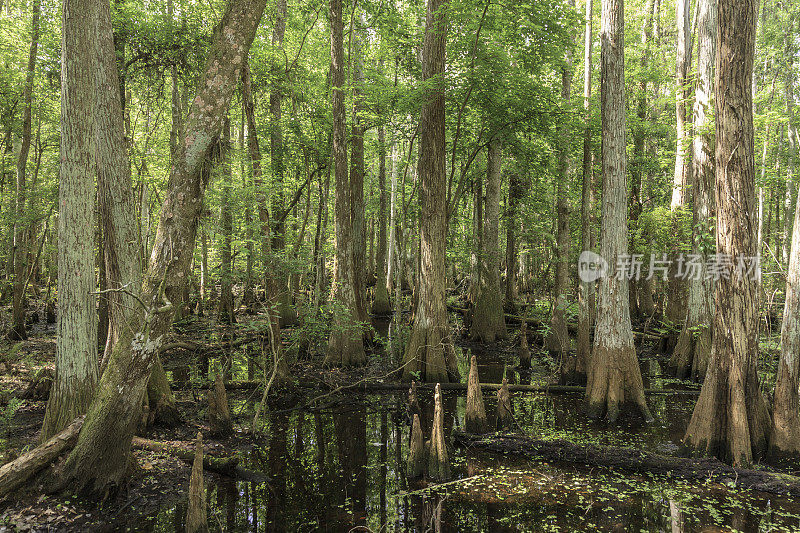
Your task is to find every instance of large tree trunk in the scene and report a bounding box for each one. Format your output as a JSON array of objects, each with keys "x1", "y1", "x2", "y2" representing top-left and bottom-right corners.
[
  {"x1": 585, "y1": 0, "x2": 652, "y2": 424},
  {"x1": 401, "y1": 0, "x2": 459, "y2": 383},
  {"x1": 325, "y1": 0, "x2": 366, "y2": 367},
  {"x1": 8, "y1": 0, "x2": 41, "y2": 341},
  {"x1": 573, "y1": 0, "x2": 594, "y2": 385},
  {"x1": 471, "y1": 139, "x2": 506, "y2": 342},
  {"x1": 683, "y1": 0, "x2": 771, "y2": 467},
  {"x1": 41, "y1": 0, "x2": 99, "y2": 442},
  {"x1": 546, "y1": 42, "x2": 574, "y2": 355},
  {"x1": 669, "y1": 0, "x2": 716, "y2": 381},
  {"x1": 57, "y1": 0, "x2": 268, "y2": 496}
]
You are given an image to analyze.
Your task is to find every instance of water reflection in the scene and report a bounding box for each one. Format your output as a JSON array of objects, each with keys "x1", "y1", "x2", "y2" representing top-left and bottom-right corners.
[{"x1": 150, "y1": 384, "x2": 800, "y2": 532}]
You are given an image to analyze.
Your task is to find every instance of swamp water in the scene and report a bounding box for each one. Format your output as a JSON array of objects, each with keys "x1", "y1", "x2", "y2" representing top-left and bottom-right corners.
[{"x1": 139, "y1": 350, "x2": 800, "y2": 533}]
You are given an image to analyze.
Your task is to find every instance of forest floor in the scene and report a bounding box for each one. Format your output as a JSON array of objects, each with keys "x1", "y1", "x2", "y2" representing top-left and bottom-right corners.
[{"x1": 0, "y1": 303, "x2": 790, "y2": 531}]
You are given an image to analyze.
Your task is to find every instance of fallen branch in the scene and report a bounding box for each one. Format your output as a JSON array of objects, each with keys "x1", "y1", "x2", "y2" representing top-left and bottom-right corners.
[
  {"x1": 0, "y1": 416, "x2": 84, "y2": 499},
  {"x1": 454, "y1": 432, "x2": 800, "y2": 497},
  {"x1": 132, "y1": 437, "x2": 268, "y2": 484}
]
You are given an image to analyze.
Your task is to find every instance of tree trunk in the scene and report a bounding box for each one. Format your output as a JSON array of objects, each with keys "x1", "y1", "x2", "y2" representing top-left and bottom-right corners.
[
  {"x1": 57, "y1": 0, "x2": 268, "y2": 496},
  {"x1": 573, "y1": 0, "x2": 594, "y2": 385},
  {"x1": 95, "y1": 0, "x2": 142, "y2": 366},
  {"x1": 402, "y1": 0, "x2": 459, "y2": 383},
  {"x1": 325, "y1": 0, "x2": 366, "y2": 367},
  {"x1": 671, "y1": 0, "x2": 691, "y2": 209},
  {"x1": 350, "y1": 13, "x2": 369, "y2": 327},
  {"x1": 665, "y1": 0, "x2": 692, "y2": 325},
  {"x1": 41, "y1": 0, "x2": 99, "y2": 442},
  {"x1": 585, "y1": 0, "x2": 652, "y2": 424},
  {"x1": 471, "y1": 139, "x2": 506, "y2": 342},
  {"x1": 8, "y1": 0, "x2": 41, "y2": 341},
  {"x1": 218, "y1": 117, "x2": 235, "y2": 324},
  {"x1": 669, "y1": 0, "x2": 715, "y2": 381},
  {"x1": 683, "y1": 0, "x2": 771, "y2": 466},
  {"x1": 372, "y1": 121, "x2": 391, "y2": 315},
  {"x1": 241, "y1": 60, "x2": 288, "y2": 381},
  {"x1": 546, "y1": 42, "x2": 573, "y2": 354},
  {"x1": 772, "y1": 148, "x2": 800, "y2": 458},
  {"x1": 504, "y1": 173, "x2": 520, "y2": 310},
  {"x1": 270, "y1": 0, "x2": 296, "y2": 327},
  {"x1": 469, "y1": 159, "x2": 483, "y2": 305}
]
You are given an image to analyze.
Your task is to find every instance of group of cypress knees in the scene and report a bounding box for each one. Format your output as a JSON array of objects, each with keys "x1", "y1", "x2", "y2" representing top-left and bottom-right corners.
[{"x1": 406, "y1": 355, "x2": 514, "y2": 483}]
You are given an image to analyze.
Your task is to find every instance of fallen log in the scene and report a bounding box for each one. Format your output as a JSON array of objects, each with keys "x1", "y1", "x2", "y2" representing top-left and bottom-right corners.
[
  {"x1": 454, "y1": 432, "x2": 800, "y2": 498},
  {"x1": 0, "y1": 416, "x2": 84, "y2": 499},
  {"x1": 211, "y1": 380, "x2": 700, "y2": 396},
  {"x1": 131, "y1": 437, "x2": 268, "y2": 484}
]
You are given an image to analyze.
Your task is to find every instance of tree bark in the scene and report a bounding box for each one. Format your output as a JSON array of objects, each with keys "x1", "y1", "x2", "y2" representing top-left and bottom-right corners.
[
  {"x1": 41, "y1": 0, "x2": 100, "y2": 442},
  {"x1": 325, "y1": 0, "x2": 366, "y2": 367},
  {"x1": 471, "y1": 139, "x2": 506, "y2": 342},
  {"x1": 683, "y1": 0, "x2": 771, "y2": 467},
  {"x1": 585, "y1": 0, "x2": 652, "y2": 424},
  {"x1": 669, "y1": 0, "x2": 716, "y2": 381},
  {"x1": 57, "y1": 0, "x2": 268, "y2": 496},
  {"x1": 401, "y1": 0, "x2": 459, "y2": 382}
]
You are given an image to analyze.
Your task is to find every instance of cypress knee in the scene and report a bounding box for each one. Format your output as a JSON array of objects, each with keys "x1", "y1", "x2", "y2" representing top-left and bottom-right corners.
[
  {"x1": 518, "y1": 322, "x2": 531, "y2": 368},
  {"x1": 407, "y1": 413, "x2": 426, "y2": 478},
  {"x1": 427, "y1": 383, "x2": 450, "y2": 481},
  {"x1": 496, "y1": 378, "x2": 513, "y2": 430},
  {"x1": 208, "y1": 373, "x2": 232, "y2": 437},
  {"x1": 186, "y1": 432, "x2": 208, "y2": 533},
  {"x1": 465, "y1": 355, "x2": 488, "y2": 434}
]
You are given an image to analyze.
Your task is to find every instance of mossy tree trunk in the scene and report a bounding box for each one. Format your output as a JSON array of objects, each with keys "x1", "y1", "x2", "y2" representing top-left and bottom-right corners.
[
  {"x1": 401, "y1": 0, "x2": 459, "y2": 383},
  {"x1": 683, "y1": 0, "x2": 771, "y2": 466},
  {"x1": 585, "y1": 0, "x2": 652, "y2": 424},
  {"x1": 41, "y1": 0, "x2": 99, "y2": 442},
  {"x1": 57, "y1": 0, "x2": 268, "y2": 495}
]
